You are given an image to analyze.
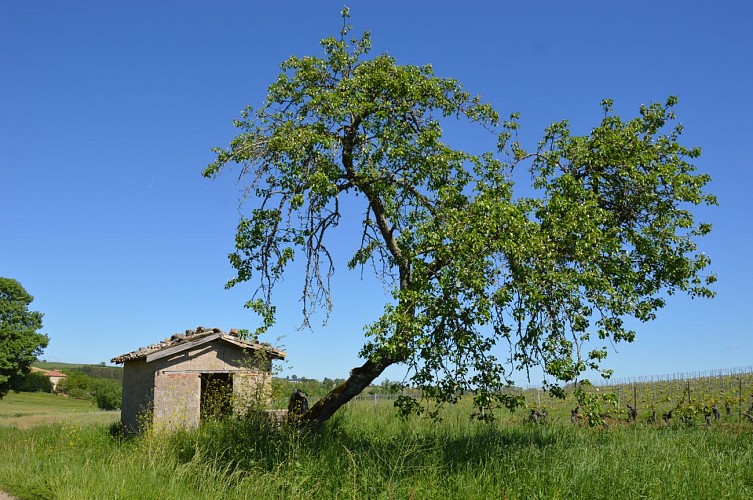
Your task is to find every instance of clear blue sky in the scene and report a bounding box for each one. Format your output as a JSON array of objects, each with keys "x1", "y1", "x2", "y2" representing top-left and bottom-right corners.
[{"x1": 2, "y1": 1, "x2": 751, "y2": 385}]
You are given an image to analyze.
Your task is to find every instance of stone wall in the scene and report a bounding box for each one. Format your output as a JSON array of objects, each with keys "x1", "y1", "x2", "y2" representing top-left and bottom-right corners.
[
  {"x1": 119, "y1": 340, "x2": 275, "y2": 433},
  {"x1": 121, "y1": 360, "x2": 154, "y2": 433},
  {"x1": 153, "y1": 372, "x2": 201, "y2": 431}
]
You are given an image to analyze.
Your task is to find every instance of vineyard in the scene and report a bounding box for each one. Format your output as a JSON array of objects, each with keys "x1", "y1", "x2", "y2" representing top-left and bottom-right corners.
[
  {"x1": 502, "y1": 366, "x2": 753, "y2": 427},
  {"x1": 346, "y1": 366, "x2": 753, "y2": 428}
]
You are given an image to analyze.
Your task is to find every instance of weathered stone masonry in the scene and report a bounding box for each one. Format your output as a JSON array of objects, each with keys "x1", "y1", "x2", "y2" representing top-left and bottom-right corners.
[{"x1": 112, "y1": 326, "x2": 286, "y2": 433}]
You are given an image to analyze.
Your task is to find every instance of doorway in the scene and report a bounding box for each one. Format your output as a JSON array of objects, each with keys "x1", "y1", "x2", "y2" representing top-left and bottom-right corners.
[{"x1": 200, "y1": 373, "x2": 233, "y2": 420}]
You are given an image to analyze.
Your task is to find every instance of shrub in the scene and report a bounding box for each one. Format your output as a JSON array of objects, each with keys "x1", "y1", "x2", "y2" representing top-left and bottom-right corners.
[
  {"x1": 57, "y1": 369, "x2": 92, "y2": 394},
  {"x1": 67, "y1": 388, "x2": 88, "y2": 399},
  {"x1": 13, "y1": 371, "x2": 53, "y2": 393},
  {"x1": 91, "y1": 378, "x2": 122, "y2": 410}
]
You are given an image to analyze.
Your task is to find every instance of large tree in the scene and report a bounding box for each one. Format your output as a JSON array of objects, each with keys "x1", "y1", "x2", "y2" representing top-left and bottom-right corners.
[
  {"x1": 204, "y1": 12, "x2": 715, "y2": 427},
  {"x1": 0, "y1": 278, "x2": 48, "y2": 398}
]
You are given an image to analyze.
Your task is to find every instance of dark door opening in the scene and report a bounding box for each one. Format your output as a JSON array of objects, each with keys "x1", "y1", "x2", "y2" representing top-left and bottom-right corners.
[{"x1": 200, "y1": 373, "x2": 233, "y2": 420}]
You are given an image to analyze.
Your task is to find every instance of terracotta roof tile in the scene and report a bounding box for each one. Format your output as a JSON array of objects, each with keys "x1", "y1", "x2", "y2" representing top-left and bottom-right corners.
[{"x1": 110, "y1": 326, "x2": 286, "y2": 364}]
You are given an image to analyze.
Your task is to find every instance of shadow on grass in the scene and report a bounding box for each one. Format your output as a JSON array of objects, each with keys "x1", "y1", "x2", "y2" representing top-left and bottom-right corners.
[{"x1": 167, "y1": 411, "x2": 567, "y2": 478}]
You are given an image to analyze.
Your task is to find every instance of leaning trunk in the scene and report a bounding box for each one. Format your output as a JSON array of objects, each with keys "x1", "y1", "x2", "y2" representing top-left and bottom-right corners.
[
  {"x1": 301, "y1": 146, "x2": 411, "y2": 429},
  {"x1": 301, "y1": 356, "x2": 394, "y2": 429}
]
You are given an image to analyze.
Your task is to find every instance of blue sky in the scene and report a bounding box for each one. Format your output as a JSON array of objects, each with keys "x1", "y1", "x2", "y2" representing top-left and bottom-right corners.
[{"x1": 1, "y1": 1, "x2": 751, "y2": 385}]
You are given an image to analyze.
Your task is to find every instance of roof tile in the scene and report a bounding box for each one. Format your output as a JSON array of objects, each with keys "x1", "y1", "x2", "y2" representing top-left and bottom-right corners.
[{"x1": 110, "y1": 326, "x2": 286, "y2": 364}]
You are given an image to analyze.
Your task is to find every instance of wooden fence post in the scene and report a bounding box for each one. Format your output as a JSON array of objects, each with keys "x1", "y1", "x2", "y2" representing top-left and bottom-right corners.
[{"x1": 739, "y1": 378, "x2": 743, "y2": 423}]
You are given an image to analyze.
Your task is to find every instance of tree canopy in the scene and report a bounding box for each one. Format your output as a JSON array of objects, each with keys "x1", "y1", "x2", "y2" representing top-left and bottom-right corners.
[
  {"x1": 0, "y1": 277, "x2": 49, "y2": 398},
  {"x1": 204, "y1": 11, "x2": 715, "y2": 426}
]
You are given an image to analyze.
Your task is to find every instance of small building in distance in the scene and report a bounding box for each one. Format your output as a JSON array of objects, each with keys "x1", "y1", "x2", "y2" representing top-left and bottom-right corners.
[
  {"x1": 29, "y1": 366, "x2": 68, "y2": 392},
  {"x1": 43, "y1": 370, "x2": 67, "y2": 392},
  {"x1": 111, "y1": 326, "x2": 286, "y2": 434}
]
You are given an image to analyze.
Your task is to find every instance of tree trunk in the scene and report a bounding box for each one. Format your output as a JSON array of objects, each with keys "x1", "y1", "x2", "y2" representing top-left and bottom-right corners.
[{"x1": 301, "y1": 356, "x2": 394, "y2": 429}]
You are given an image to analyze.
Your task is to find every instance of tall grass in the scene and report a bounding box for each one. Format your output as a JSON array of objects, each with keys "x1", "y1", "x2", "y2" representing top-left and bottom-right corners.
[{"x1": 1, "y1": 401, "x2": 752, "y2": 499}]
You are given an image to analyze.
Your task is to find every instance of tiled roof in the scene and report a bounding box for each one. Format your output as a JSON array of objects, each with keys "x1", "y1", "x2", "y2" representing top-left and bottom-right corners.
[
  {"x1": 110, "y1": 326, "x2": 286, "y2": 364},
  {"x1": 43, "y1": 370, "x2": 67, "y2": 377}
]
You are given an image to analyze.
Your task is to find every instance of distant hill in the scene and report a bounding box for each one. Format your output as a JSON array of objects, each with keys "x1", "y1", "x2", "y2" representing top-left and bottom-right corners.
[{"x1": 33, "y1": 361, "x2": 123, "y2": 381}]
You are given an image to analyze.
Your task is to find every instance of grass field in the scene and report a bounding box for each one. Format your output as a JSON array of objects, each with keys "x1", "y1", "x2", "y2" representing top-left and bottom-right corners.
[
  {"x1": 0, "y1": 392, "x2": 120, "y2": 429},
  {"x1": 0, "y1": 397, "x2": 752, "y2": 499}
]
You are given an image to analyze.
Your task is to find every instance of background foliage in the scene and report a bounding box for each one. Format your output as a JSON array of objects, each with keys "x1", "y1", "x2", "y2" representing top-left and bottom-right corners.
[{"x1": 0, "y1": 277, "x2": 48, "y2": 398}]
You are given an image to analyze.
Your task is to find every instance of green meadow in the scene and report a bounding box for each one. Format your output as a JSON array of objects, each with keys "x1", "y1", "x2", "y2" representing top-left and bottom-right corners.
[
  {"x1": 0, "y1": 392, "x2": 119, "y2": 430},
  {"x1": 1, "y1": 396, "x2": 752, "y2": 499}
]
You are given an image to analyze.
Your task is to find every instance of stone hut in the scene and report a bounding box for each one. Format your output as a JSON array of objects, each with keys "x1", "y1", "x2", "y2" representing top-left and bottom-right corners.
[{"x1": 111, "y1": 326, "x2": 286, "y2": 434}]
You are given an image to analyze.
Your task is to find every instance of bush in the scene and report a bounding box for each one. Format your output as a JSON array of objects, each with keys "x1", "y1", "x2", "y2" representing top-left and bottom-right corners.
[
  {"x1": 67, "y1": 388, "x2": 88, "y2": 399},
  {"x1": 91, "y1": 378, "x2": 122, "y2": 410},
  {"x1": 12, "y1": 371, "x2": 53, "y2": 393},
  {"x1": 57, "y1": 369, "x2": 92, "y2": 394}
]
